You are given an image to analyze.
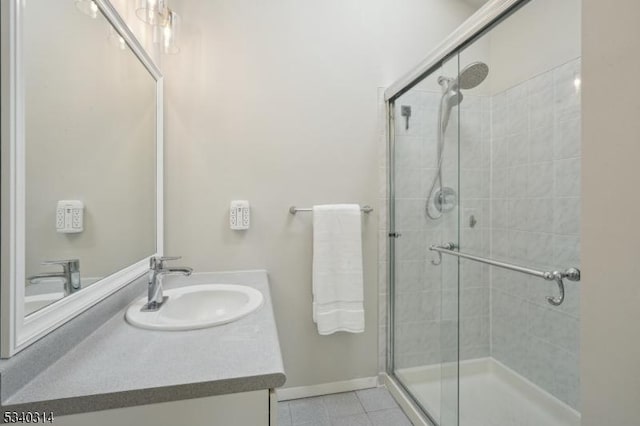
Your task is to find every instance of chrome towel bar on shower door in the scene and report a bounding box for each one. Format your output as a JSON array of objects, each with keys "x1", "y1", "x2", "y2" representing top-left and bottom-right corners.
[{"x1": 429, "y1": 243, "x2": 580, "y2": 306}]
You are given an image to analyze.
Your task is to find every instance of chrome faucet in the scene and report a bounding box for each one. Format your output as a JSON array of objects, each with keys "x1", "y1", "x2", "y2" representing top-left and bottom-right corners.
[
  {"x1": 28, "y1": 259, "x2": 81, "y2": 296},
  {"x1": 142, "y1": 255, "x2": 193, "y2": 312}
]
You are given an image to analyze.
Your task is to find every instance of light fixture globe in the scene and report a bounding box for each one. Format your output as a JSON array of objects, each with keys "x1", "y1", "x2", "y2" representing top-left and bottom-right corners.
[
  {"x1": 162, "y1": 9, "x2": 181, "y2": 54},
  {"x1": 136, "y1": 0, "x2": 169, "y2": 26}
]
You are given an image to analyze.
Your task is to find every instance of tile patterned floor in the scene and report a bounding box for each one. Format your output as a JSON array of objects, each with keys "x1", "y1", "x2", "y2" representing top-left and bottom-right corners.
[{"x1": 278, "y1": 387, "x2": 413, "y2": 426}]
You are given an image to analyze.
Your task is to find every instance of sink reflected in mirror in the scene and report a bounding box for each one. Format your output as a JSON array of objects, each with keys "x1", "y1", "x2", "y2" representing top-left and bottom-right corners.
[
  {"x1": 25, "y1": 276, "x2": 102, "y2": 316},
  {"x1": 125, "y1": 284, "x2": 264, "y2": 331},
  {"x1": 24, "y1": 293, "x2": 65, "y2": 316}
]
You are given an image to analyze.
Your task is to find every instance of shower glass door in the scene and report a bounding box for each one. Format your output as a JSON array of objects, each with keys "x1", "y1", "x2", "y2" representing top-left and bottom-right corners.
[
  {"x1": 390, "y1": 55, "x2": 460, "y2": 426},
  {"x1": 388, "y1": 1, "x2": 581, "y2": 425}
]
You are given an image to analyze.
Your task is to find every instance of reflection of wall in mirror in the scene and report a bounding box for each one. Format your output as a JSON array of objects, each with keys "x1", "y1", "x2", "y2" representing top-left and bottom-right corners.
[{"x1": 24, "y1": 0, "x2": 157, "y2": 283}]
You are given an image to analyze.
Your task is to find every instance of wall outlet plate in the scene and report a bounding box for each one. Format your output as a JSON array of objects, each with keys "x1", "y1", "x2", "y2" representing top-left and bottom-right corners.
[
  {"x1": 56, "y1": 200, "x2": 84, "y2": 233},
  {"x1": 230, "y1": 200, "x2": 250, "y2": 230}
]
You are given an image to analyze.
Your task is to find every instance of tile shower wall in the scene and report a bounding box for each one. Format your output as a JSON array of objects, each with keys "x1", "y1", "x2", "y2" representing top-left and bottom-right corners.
[
  {"x1": 388, "y1": 88, "x2": 491, "y2": 370},
  {"x1": 489, "y1": 58, "x2": 581, "y2": 410},
  {"x1": 391, "y1": 89, "x2": 443, "y2": 369},
  {"x1": 458, "y1": 94, "x2": 492, "y2": 362}
]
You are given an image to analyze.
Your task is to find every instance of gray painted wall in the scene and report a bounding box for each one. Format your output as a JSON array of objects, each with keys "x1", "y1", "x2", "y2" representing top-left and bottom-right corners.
[
  {"x1": 161, "y1": 0, "x2": 480, "y2": 389},
  {"x1": 582, "y1": 0, "x2": 640, "y2": 424}
]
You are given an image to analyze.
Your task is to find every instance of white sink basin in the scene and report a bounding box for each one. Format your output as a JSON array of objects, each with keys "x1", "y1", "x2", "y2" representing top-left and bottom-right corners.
[{"x1": 125, "y1": 284, "x2": 264, "y2": 331}]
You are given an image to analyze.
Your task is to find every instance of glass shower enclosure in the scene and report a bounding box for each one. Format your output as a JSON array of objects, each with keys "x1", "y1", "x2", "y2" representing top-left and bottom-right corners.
[{"x1": 386, "y1": 1, "x2": 581, "y2": 425}]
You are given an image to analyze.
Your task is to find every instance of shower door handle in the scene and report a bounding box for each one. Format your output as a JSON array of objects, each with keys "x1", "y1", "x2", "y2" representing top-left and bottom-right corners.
[
  {"x1": 430, "y1": 242, "x2": 456, "y2": 265},
  {"x1": 428, "y1": 244, "x2": 580, "y2": 306}
]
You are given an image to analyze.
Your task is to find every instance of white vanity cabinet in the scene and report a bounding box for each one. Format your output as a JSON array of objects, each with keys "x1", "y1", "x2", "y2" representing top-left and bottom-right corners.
[{"x1": 54, "y1": 389, "x2": 278, "y2": 426}]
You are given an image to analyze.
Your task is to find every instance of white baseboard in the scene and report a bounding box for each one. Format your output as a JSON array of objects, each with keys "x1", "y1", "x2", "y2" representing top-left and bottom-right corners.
[
  {"x1": 383, "y1": 373, "x2": 432, "y2": 426},
  {"x1": 276, "y1": 376, "x2": 378, "y2": 401}
]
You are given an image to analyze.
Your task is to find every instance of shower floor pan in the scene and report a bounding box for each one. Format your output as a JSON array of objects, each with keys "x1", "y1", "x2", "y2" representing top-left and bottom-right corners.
[{"x1": 396, "y1": 357, "x2": 580, "y2": 426}]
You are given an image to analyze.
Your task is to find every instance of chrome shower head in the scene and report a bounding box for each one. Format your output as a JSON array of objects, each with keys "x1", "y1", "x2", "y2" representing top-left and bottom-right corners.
[
  {"x1": 438, "y1": 61, "x2": 488, "y2": 129},
  {"x1": 457, "y1": 61, "x2": 489, "y2": 90},
  {"x1": 439, "y1": 62, "x2": 490, "y2": 92}
]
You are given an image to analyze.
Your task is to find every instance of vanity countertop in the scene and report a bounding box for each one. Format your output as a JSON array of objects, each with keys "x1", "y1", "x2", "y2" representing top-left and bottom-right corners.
[{"x1": 2, "y1": 270, "x2": 286, "y2": 416}]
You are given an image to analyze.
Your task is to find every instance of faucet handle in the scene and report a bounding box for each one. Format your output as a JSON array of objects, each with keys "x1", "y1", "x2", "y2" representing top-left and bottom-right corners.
[
  {"x1": 42, "y1": 259, "x2": 80, "y2": 270},
  {"x1": 150, "y1": 255, "x2": 182, "y2": 270}
]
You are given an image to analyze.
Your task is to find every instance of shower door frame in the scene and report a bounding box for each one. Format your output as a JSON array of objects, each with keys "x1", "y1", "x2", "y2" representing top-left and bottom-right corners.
[{"x1": 385, "y1": 0, "x2": 531, "y2": 424}]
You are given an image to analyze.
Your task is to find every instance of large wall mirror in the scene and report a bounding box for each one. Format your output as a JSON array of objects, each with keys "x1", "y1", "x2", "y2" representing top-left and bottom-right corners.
[{"x1": 1, "y1": 0, "x2": 163, "y2": 357}]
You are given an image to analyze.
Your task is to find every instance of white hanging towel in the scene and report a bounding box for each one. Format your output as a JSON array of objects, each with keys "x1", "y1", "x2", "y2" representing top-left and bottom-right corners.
[{"x1": 312, "y1": 204, "x2": 364, "y2": 335}]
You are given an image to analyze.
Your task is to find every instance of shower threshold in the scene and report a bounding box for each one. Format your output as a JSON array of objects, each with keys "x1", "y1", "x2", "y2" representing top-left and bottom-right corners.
[{"x1": 396, "y1": 357, "x2": 580, "y2": 426}]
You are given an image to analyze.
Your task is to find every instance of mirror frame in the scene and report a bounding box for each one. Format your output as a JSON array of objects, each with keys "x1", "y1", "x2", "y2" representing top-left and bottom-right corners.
[{"x1": 0, "y1": 0, "x2": 164, "y2": 357}]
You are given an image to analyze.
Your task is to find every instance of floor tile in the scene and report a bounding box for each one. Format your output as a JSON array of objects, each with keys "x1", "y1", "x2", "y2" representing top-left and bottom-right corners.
[
  {"x1": 368, "y1": 408, "x2": 413, "y2": 426},
  {"x1": 284, "y1": 389, "x2": 411, "y2": 426},
  {"x1": 279, "y1": 401, "x2": 293, "y2": 426},
  {"x1": 297, "y1": 420, "x2": 331, "y2": 426},
  {"x1": 290, "y1": 396, "x2": 329, "y2": 425},
  {"x1": 356, "y1": 387, "x2": 399, "y2": 412},
  {"x1": 331, "y1": 413, "x2": 373, "y2": 426},
  {"x1": 323, "y1": 392, "x2": 366, "y2": 417}
]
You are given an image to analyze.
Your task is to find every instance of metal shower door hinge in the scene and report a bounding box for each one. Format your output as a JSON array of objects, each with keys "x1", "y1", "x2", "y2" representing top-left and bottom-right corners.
[{"x1": 388, "y1": 232, "x2": 402, "y2": 238}]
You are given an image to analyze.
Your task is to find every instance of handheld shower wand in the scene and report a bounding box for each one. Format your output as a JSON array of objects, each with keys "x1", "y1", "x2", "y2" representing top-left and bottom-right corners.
[{"x1": 425, "y1": 62, "x2": 489, "y2": 220}]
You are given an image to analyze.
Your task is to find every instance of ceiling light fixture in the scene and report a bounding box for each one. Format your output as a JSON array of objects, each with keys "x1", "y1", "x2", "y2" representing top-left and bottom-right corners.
[
  {"x1": 161, "y1": 9, "x2": 181, "y2": 55},
  {"x1": 135, "y1": 0, "x2": 169, "y2": 26},
  {"x1": 135, "y1": 0, "x2": 181, "y2": 55}
]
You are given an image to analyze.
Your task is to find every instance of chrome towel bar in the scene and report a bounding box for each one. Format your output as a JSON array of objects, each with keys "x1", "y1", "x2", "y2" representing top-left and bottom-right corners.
[
  {"x1": 429, "y1": 243, "x2": 580, "y2": 306},
  {"x1": 289, "y1": 205, "x2": 374, "y2": 214}
]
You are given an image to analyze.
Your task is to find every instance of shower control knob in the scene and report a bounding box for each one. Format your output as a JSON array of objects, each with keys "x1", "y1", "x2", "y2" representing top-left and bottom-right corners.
[{"x1": 434, "y1": 187, "x2": 458, "y2": 214}]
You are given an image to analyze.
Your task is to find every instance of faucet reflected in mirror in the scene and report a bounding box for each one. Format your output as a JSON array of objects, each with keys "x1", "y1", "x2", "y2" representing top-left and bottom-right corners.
[
  {"x1": 142, "y1": 256, "x2": 193, "y2": 312},
  {"x1": 28, "y1": 259, "x2": 81, "y2": 296},
  {"x1": 25, "y1": 259, "x2": 82, "y2": 316}
]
